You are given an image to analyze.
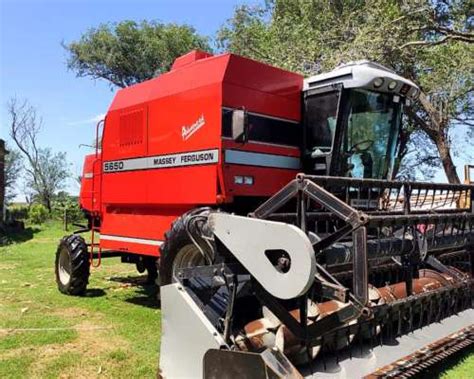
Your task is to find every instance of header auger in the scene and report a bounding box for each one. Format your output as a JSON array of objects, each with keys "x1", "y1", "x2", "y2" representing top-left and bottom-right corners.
[{"x1": 55, "y1": 50, "x2": 473, "y2": 378}]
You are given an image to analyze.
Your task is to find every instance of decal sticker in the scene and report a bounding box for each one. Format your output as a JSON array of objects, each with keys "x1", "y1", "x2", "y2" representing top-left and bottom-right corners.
[
  {"x1": 182, "y1": 114, "x2": 205, "y2": 141},
  {"x1": 103, "y1": 148, "x2": 219, "y2": 173}
]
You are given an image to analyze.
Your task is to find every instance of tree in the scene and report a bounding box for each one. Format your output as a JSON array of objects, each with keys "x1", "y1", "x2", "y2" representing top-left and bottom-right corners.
[
  {"x1": 4, "y1": 146, "x2": 22, "y2": 203},
  {"x1": 64, "y1": 20, "x2": 211, "y2": 88},
  {"x1": 395, "y1": 129, "x2": 442, "y2": 180},
  {"x1": 218, "y1": 0, "x2": 474, "y2": 183},
  {"x1": 7, "y1": 98, "x2": 70, "y2": 212}
]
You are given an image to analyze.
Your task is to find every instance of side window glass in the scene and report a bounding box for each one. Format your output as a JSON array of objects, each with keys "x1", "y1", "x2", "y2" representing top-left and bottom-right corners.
[
  {"x1": 221, "y1": 109, "x2": 301, "y2": 147},
  {"x1": 222, "y1": 110, "x2": 232, "y2": 138},
  {"x1": 305, "y1": 91, "x2": 340, "y2": 153}
]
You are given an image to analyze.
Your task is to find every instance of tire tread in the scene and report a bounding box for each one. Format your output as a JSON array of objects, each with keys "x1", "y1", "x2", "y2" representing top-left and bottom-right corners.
[{"x1": 55, "y1": 234, "x2": 90, "y2": 296}]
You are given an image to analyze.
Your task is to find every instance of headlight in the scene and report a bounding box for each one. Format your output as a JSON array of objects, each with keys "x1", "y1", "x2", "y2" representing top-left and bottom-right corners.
[
  {"x1": 388, "y1": 81, "x2": 397, "y2": 90},
  {"x1": 411, "y1": 88, "x2": 419, "y2": 99},
  {"x1": 373, "y1": 78, "x2": 384, "y2": 88}
]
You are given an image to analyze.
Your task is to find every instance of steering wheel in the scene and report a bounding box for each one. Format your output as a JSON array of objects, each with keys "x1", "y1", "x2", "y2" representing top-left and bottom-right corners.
[{"x1": 349, "y1": 139, "x2": 374, "y2": 153}]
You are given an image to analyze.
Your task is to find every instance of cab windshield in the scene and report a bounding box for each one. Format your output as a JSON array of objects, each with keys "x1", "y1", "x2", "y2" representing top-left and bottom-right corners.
[{"x1": 343, "y1": 90, "x2": 400, "y2": 179}]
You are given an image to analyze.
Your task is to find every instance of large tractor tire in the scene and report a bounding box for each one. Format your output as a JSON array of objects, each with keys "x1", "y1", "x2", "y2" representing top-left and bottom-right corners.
[
  {"x1": 55, "y1": 235, "x2": 90, "y2": 295},
  {"x1": 159, "y1": 208, "x2": 213, "y2": 286}
]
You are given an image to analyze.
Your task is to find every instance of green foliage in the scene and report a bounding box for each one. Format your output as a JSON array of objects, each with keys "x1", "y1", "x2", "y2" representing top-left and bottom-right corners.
[
  {"x1": 8, "y1": 99, "x2": 71, "y2": 210},
  {"x1": 4, "y1": 146, "x2": 22, "y2": 203},
  {"x1": 64, "y1": 20, "x2": 211, "y2": 88},
  {"x1": 51, "y1": 192, "x2": 84, "y2": 224},
  {"x1": 218, "y1": 0, "x2": 474, "y2": 182},
  {"x1": 7, "y1": 193, "x2": 82, "y2": 227},
  {"x1": 24, "y1": 148, "x2": 71, "y2": 212},
  {"x1": 219, "y1": 0, "x2": 473, "y2": 82},
  {"x1": 28, "y1": 204, "x2": 48, "y2": 225},
  {"x1": 7, "y1": 205, "x2": 29, "y2": 221}
]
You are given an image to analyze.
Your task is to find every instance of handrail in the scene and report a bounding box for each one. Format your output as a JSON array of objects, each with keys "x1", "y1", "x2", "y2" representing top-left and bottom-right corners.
[
  {"x1": 90, "y1": 119, "x2": 105, "y2": 268},
  {"x1": 95, "y1": 119, "x2": 104, "y2": 158}
]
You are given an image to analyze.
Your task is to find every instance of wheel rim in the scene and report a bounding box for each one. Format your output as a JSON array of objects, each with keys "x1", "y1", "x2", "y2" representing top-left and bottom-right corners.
[
  {"x1": 172, "y1": 244, "x2": 206, "y2": 282},
  {"x1": 58, "y1": 247, "x2": 72, "y2": 285}
]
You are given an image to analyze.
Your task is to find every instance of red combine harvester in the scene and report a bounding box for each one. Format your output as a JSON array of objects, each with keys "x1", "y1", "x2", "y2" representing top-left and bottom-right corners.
[{"x1": 56, "y1": 50, "x2": 474, "y2": 378}]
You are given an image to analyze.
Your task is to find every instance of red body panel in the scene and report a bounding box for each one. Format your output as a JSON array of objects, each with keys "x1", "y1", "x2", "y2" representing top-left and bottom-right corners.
[
  {"x1": 79, "y1": 154, "x2": 102, "y2": 213},
  {"x1": 79, "y1": 51, "x2": 303, "y2": 257},
  {"x1": 222, "y1": 140, "x2": 300, "y2": 197}
]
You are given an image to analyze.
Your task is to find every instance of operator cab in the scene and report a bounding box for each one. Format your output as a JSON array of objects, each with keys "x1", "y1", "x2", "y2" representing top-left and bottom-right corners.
[{"x1": 303, "y1": 61, "x2": 419, "y2": 180}]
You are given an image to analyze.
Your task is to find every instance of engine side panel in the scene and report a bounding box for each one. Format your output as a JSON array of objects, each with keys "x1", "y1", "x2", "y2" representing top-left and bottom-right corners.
[{"x1": 92, "y1": 52, "x2": 304, "y2": 256}]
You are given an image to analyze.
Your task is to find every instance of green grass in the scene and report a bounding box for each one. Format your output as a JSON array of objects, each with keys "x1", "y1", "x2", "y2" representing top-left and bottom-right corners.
[
  {"x1": 0, "y1": 221, "x2": 472, "y2": 378},
  {"x1": 439, "y1": 346, "x2": 474, "y2": 379},
  {"x1": 0, "y1": 221, "x2": 160, "y2": 378}
]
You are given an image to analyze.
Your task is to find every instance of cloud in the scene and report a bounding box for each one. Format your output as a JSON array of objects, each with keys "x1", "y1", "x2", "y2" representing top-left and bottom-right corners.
[{"x1": 67, "y1": 113, "x2": 106, "y2": 126}]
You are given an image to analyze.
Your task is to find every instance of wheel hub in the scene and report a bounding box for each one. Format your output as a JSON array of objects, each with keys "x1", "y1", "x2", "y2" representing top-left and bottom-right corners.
[
  {"x1": 171, "y1": 244, "x2": 205, "y2": 282},
  {"x1": 58, "y1": 247, "x2": 71, "y2": 285}
]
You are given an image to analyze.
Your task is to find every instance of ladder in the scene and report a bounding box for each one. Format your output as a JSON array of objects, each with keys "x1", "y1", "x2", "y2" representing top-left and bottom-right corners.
[{"x1": 89, "y1": 120, "x2": 104, "y2": 268}]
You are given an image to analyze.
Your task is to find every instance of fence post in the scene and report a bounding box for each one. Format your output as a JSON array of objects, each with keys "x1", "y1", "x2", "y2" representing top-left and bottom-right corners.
[{"x1": 63, "y1": 208, "x2": 68, "y2": 231}]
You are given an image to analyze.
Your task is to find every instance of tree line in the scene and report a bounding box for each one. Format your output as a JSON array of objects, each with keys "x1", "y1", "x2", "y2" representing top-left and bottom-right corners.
[{"x1": 6, "y1": 99, "x2": 70, "y2": 213}]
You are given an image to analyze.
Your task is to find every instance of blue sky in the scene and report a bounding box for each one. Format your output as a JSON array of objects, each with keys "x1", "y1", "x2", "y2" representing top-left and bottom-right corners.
[
  {"x1": 0, "y1": 0, "x2": 471, "y2": 200},
  {"x1": 0, "y1": 0, "x2": 253, "y2": 197}
]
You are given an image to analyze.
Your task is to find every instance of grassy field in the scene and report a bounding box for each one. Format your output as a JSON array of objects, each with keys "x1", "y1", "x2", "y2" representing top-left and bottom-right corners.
[
  {"x1": 0, "y1": 221, "x2": 473, "y2": 378},
  {"x1": 0, "y1": 222, "x2": 160, "y2": 378}
]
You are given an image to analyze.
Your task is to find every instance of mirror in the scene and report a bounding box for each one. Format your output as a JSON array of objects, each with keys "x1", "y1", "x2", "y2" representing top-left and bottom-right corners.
[{"x1": 232, "y1": 109, "x2": 248, "y2": 142}]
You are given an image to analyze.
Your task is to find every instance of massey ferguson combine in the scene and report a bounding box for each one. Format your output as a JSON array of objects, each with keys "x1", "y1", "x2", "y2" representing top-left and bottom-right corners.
[{"x1": 55, "y1": 50, "x2": 474, "y2": 378}]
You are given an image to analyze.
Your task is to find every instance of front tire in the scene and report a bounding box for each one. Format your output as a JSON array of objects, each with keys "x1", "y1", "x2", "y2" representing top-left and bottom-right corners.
[
  {"x1": 55, "y1": 235, "x2": 90, "y2": 295},
  {"x1": 159, "y1": 209, "x2": 212, "y2": 286}
]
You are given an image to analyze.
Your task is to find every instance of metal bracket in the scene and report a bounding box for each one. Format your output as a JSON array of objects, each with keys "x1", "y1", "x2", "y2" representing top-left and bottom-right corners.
[
  {"x1": 222, "y1": 272, "x2": 238, "y2": 344},
  {"x1": 176, "y1": 263, "x2": 245, "y2": 282},
  {"x1": 313, "y1": 279, "x2": 349, "y2": 303}
]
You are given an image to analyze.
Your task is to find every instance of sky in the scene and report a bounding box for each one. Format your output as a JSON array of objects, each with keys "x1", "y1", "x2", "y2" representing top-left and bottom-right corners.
[
  {"x1": 0, "y1": 0, "x2": 471, "y2": 201},
  {"x1": 0, "y1": 0, "x2": 254, "y2": 198}
]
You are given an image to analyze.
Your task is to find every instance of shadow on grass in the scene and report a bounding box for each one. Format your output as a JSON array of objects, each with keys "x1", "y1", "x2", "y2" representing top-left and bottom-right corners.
[
  {"x1": 4, "y1": 226, "x2": 41, "y2": 244},
  {"x1": 109, "y1": 275, "x2": 159, "y2": 309},
  {"x1": 83, "y1": 288, "x2": 107, "y2": 298}
]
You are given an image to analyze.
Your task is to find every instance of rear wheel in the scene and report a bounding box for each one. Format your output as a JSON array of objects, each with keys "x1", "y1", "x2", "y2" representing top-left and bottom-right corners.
[
  {"x1": 55, "y1": 235, "x2": 90, "y2": 295},
  {"x1": 136, "y1": 257, "x2": 159, "y2": 284},
  {"x1": 143, "y1": 256, "x2": 158, "y2": 284}
]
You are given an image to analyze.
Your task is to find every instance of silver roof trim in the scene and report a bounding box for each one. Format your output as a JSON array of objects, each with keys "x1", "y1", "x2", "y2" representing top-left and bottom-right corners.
[{"x1": 304, "y1": 61, "x2": 419, "y2": 99}]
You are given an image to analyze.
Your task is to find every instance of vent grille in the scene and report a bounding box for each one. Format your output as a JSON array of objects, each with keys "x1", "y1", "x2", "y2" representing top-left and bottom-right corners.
[{"x1": 119, "y1": 110, "x2": 144, "y2": 147}]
